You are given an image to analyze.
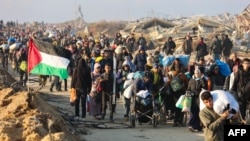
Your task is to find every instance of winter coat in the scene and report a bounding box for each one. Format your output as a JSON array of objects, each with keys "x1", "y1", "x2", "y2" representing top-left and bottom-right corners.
[
  {"x1": 182, "y1": 39, "x2": 192, "y2": 55},
  {"x1": 199, "y1": 107, "x2": 227, "y2": 141},
  {"x1": 133, "y1": 77, "x2": 153, "y2": 94},
  {"x1": 210, "y1": 38, "x2": 222, "y2": 54},
  {"x1": 196, "y1": 42, "x2": 208, "y2": 58},
  {"x1": 151, "y1": 71, "x2": 164, "y2": 95},
  {"x1": 71, "y1": 58, "x2": 92, "y2": 93},
  {"x1": 101, "y1": 72, "x2": 114, "y2": 94},
  {"x1": 221, "y1": 37, "x2": 233, "y2": 57},
  {"x1": 187, "y1": 76, "x2": 208, "y2": 106},
  {"x1": 162, "y1": 40, "x2": 176, "y2": 55},
  {"x1": 133, "y1": 53, "x2": 147, "y2": 72},
  {"x1": 230, "y1": 66, "x2": 250, "y2": 100}
]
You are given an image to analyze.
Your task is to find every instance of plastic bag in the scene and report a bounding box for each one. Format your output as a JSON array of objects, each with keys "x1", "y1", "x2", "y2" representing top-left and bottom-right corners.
[
  {"x1": 19, "y1": 61, "x2": 27, "y2": 72},
  {"x1": 182, "y1": 96, "x2": 192, "y2": 112},
  {"x1": 162, "y1": 55, "x2": 175, "y2": 67},
  {"x1": 215, "y1": 60, "x2": 231, "y2": 76},
  {"x1": 175, "y1": 95, "x2": 185, "y2": 109},
  {"x1": 175, "y1": 55, "x2": 190, "y2": 68},
  {"x1": 70, "y1": 88, "x2": 77, "y2": 106}
]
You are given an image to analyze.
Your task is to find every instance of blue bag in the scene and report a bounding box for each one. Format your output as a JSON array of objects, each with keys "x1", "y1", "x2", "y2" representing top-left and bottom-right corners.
[
  {"x1": 215, "y1": 60, "x2": 231, "y2": 77},
  {"x1": 175, "y1": 55, "x2": 190, "y2": 68},
  {"x1": 162, "y1": 56, "x2": 175, "y2": 67}
]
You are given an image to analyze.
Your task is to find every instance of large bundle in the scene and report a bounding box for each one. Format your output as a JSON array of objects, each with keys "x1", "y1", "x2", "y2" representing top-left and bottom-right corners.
[
  {"x1": 123, "y1": 79, "x2": 134, "y2": 99},
  {"x1": 133, "y1": 71, "x2": 144, "y2": 79},
  {"x1": 162, "y1": 55, "x2": 190, "y2": 68},
  {"x1": 162, "y1": 55, "x2": 175, "y2": 67},
  {"x1": 215, "y1": 60, "x2": 231, "y2": 77},
  {"x1": 200, "y1": 89, "x2": 239, "y2": 119},
  {"x1": 9, "y1": 43, "x2": 21, "y2": 52}
]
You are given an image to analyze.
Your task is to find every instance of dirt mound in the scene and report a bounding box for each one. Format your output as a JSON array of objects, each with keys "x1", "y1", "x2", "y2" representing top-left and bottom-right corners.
[{"x1": 0, "y1": 70, "x2": 80, "y2": 141}]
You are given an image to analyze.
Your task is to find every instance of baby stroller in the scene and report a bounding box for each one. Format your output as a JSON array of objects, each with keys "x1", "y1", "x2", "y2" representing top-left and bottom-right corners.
[{"x1": 129, "y1": 90, "x2": 158, "y2": 128}]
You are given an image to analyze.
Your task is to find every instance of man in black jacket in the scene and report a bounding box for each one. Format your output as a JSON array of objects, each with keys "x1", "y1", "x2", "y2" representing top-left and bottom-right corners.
[
  {"x1": 230, "y1": 58, "x2": 250, "y2": 121},
  {"x1": 221, "y1": 35, "x2": 233, "y2": 62},
  {"x1": 71, "y1": 58, "x2": 92, "y2": 121},
  {"x1": 162, "y1": 36, "x2": 176, "y2": 55}
]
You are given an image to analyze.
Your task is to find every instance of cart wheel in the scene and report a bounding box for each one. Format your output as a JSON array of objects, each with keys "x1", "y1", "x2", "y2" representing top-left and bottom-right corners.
[
  {"x1": 130, "y1": 114, "x2": 135, "y2": 128},
  {"x1": 153, "y1": 115, "x2": 158, "y2": 128}
]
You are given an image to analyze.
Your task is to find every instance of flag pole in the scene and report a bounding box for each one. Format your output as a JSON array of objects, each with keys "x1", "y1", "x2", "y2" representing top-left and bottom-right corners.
[
  {"x1": 27, "y1": 38, "x2": 31, "y2": 93},
  {"x1": 27, "y1": 36, "x2": 35, "y2": 93}
]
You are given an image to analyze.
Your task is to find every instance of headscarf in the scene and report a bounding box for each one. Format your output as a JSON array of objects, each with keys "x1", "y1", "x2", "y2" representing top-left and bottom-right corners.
[
  {"x1": 193, "y1": 68, "x2": 202, "y2": 80},
  {"x1": 93, "y1": 63, "x2": 101, "y2": 75}
]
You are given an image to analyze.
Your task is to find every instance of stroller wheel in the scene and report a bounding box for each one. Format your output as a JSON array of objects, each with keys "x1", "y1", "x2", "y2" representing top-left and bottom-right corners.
[{"x1": 152, "y1": 115, "x2": 158, "y2": 128}]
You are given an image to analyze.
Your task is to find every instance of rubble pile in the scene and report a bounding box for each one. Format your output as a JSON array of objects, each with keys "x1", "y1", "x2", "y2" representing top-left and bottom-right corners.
[{"x1": 0, "y1": 69, "x2": 80, "y2": 141}]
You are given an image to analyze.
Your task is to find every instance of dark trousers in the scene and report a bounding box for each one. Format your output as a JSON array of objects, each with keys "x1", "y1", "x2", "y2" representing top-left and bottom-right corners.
[
  {"x1": 173, "y1": 107, "x2": 184, "y2": 124},
  {"x1": 2, "y1": 55, "x2": 8, "y2": 69},
  {"x1": 19, "y1": 70, "x2": 27, "y2": 86},
  {"x1": 188, "y1": 105, "x2": 202, "y2": 130},
  {"x1": 124, "y1": 97, "x2": 131, "y2": 117},
  {"x1": 75, "y1": 89, "x2": 87, "y2": 118},
  {"x1": 50, "y1": 76, "x2": 60, "y2": 90},
  {"x1": 173, "y1": 92, "x2": 185, "y2": 125},
  {"x1": 239, "y1": 100, "x2": 248, "y2": 120},
  {"x1": 102, "y1": 92, "x2": 114, "y2": 120},
  {"x1": 64, "y1": 79, "x2": 67, "y2": 91}
]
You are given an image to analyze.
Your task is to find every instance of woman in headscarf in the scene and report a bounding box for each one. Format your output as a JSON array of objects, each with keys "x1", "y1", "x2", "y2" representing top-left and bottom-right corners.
[
  {"x1": 71, "y1": 58, "x2": 92, "y2": 121},
  {"x1": 89, "y1": 63, "x2": 102, "y2": 119},
  {"x1": 186, "y1": 68, "x2": 208, "y2": 132}
]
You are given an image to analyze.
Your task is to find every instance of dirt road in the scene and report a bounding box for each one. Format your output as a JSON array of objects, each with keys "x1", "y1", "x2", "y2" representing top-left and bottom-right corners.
[{"x1": 6, "y1": 70, "x2": 204, "y2": 141}]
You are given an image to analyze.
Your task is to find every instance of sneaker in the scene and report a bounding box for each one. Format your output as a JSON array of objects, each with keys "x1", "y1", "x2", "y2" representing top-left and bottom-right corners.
[
  {"x1": 74, "y1": 116, "x2": 80, "y2": 121},
  {"x1": 188, "y1": 127, "x2": 198, "y2": 132},
  {"x1": 79, "y1": 118, "x2": 85, "y2": 121}
]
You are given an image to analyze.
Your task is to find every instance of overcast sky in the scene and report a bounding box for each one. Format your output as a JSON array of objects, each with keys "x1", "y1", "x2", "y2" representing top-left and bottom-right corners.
[{"x1": 0, "y1": 0, "x2": 249, "y2": 23}]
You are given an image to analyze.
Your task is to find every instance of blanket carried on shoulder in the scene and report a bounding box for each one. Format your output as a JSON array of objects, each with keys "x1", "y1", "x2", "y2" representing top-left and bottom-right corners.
[{"x1": 199, "y1": 89, "x2": 239, "y2": 119}]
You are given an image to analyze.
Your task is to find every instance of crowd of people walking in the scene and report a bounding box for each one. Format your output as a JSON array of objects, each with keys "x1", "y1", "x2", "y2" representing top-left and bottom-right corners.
[{"x1": 0, "y1": 20, "x2": 249, "y2": 141}]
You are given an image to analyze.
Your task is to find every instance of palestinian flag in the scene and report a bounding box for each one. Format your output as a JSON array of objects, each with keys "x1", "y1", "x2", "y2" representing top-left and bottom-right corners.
[{"x1": 28, "y1": 38, "x2": 71, "y2": 79}]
